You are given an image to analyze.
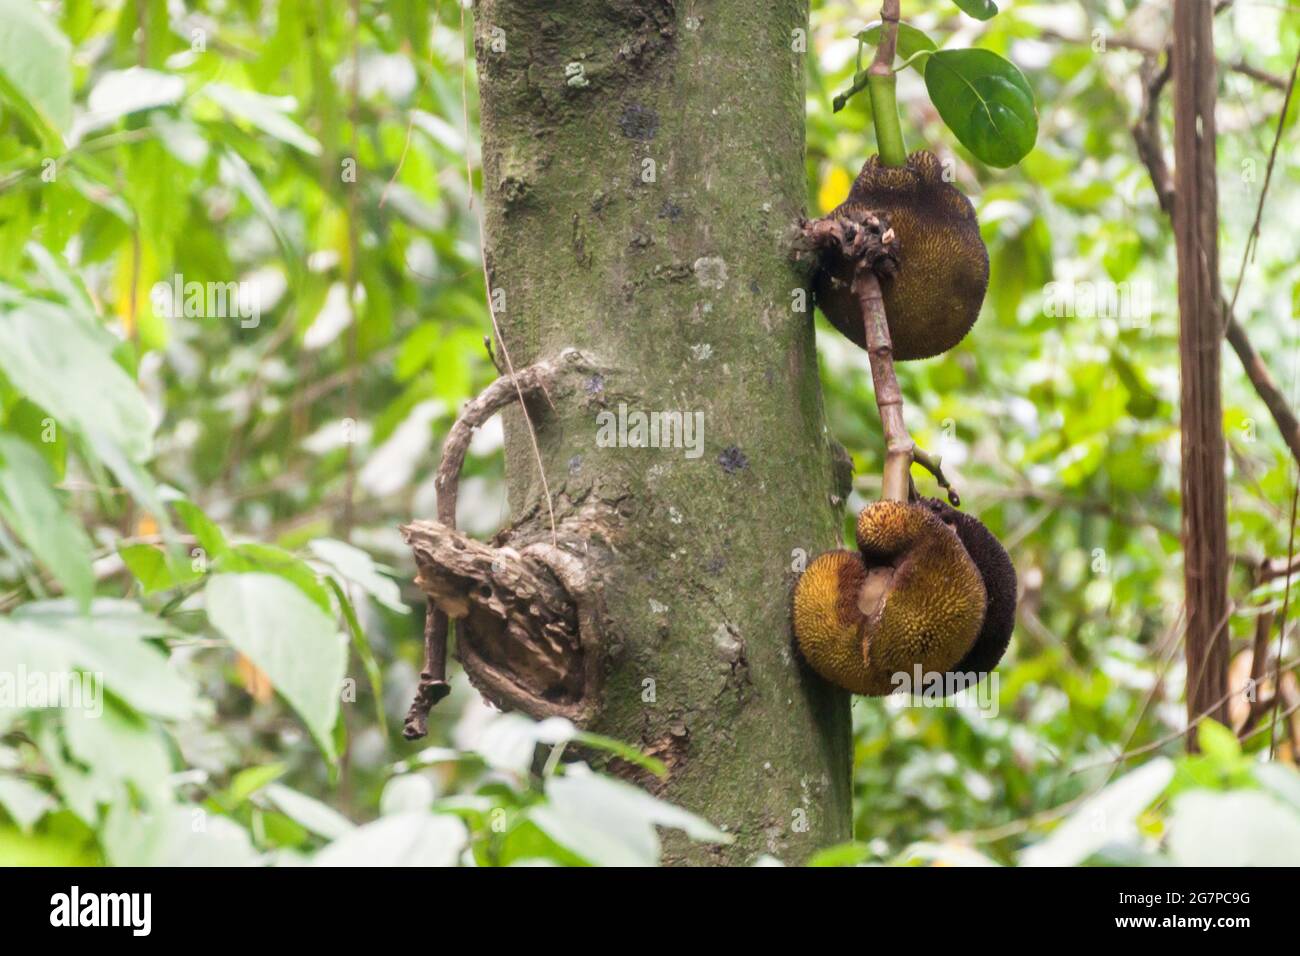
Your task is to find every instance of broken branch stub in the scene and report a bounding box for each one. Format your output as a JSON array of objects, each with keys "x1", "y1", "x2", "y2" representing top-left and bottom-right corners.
[
  {"x1": 401, "y1": 520, "x2": 607, "y2": 724},
  {"x1": 401, "y1": 349, "x2": 611, "y2": 739}
]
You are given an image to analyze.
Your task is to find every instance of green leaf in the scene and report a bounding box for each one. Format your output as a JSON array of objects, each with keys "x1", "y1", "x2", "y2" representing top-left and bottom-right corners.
[
  {"x1": 222, "y1": 763, "x2": 287, "y2": 806},
  {"x1": 118, "y1": 543, "x2": 174, "y2": 593},
  {"x1": 206, "y1": 573, "x2": 347, "y2": 761},
  {"x1": 1256, "y1": 763, "x2": 1300, "y2": 815},
  {"x1": 63, "y1": 699, "x2": 171, "y2": 801},
  {"x1": 952, "y1": 0, "x2": 998, "y2": 19},
  {"x1": 3, "y1": 604, "x2": 201, "y2": 721},
  {"x1": 924, "y1": 48, "x2": 1037, "y2": 168},
  {"x1": 218, "y1": 543, "x2": 332, "y2": 612},
  {"x1": 173, "y1": 499, "x2": 228, "y2": 558},
  {"x1": 1196, "y1": 719, "x2": 1242, "y2": 766},
  {"x1": 1168, "y1": 791, "x2": 1300, "y2": 866},
  {"x1": 0, "y1": 777, "x2": 55, "y2": 832},
  {"x1": 313, "y1": 813, "x2": 467, "y2": 866},
  {"x1": 529, "y1": 766, "x2": 732, "y2": 867},
  {"x1": 0, "y1": 299, "x2": 153, "y2": 462},
  {"x1": 807, "y1": 841, "x2": 872, "y2": 867},
  {"x1": 24, "y1": 242, "x2": 95, "y2": 317},
  {"x1": 571, "y1": 731, "x2": 667, "y2": 778},
  {"x1": 0, "y1": 436, "x2": 93, "y2": 609},
  {"x1": 497, "y1": 818, "x2": 588, "y2": 867},
  {"x1": 857, "y1": 22, "x2": 938, "y2": 75},
  {"x1": 201, "y1": 83, "x2": 322, "y2": 156},
  {"x1": 309, "y1": 538, "x2": 408, "y2": 614},
  {"x1": 263, "y1": 783, "x2": 355, "y2": 839},
  {"x1": 1020, "y1": 757, "x2": 1174, "y2": 866},
  {"x1": 325, "y1": 576, "x2": 387, "y2": 740},
  {"x1": 0, "y1": 0, "x2": 72, "y2": 143},
  {"x1": 118, "y1": 543, "x2": 200, "y2": 594},
  {"x1": 5, "y1": 399, "x2": 68, "y2": 479}
]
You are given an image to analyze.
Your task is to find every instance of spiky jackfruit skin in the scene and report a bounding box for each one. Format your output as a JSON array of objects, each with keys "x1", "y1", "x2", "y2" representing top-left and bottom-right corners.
[
  {"x1": 792, "y1": 549, "x2": 876, "y2": 694},
  {"x1": 814, "y1": 150, "x2": 989, "y2": 361},
  {"x1": 924, "y1": 498, "x2": 1018, "y2": 679},
  {"x1": 855, "y1": 501, "x2": 987, "y2": 691},
  {"x1": 793, "y1": 501, "x2": 987, "y2": 696}
]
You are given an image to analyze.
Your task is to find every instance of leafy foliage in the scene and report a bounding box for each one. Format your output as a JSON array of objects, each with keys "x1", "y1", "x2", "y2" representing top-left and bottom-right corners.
[{"x1": 0, "y1": 0, "x2": 1297, "y2": 866}]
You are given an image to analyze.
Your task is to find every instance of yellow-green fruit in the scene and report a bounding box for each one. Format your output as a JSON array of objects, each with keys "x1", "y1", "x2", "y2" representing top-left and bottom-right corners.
[
  {"x1": 793, "y1": 549, "x2": 876, "y2": 693},
  {"x1": 793, "y1": 500, "x2": 987, "y2": 695},
  {"x1": 814, "y1": 150, "x2": 988, "y2": 361}
]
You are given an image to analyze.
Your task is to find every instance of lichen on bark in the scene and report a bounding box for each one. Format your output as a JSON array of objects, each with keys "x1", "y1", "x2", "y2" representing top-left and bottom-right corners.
[{"x1": 473, "y1": 0, "x2": 852, "y2": 863}]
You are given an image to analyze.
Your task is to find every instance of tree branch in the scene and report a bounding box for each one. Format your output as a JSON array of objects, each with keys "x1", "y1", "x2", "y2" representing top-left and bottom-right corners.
[
  {"x1": 856, "y1": 269, "x2": 913, "y2": 502},
  {"x1": 1131, "y1": 51, "x2": 1300, "y2": 466},
  {"x1": 1041, "y1": 27, "x2": 1287, "y2": 90},
  {"x1": 1172, "y1": 0, "x2": 1231, "y2": 739},
  {"x1": 402, "y1": 349, "x2": 600, "y2": 739}
]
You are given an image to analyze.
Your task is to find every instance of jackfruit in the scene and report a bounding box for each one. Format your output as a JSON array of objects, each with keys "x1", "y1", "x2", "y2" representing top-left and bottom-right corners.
[
  {"x1": 793, "y1": 500, "x2": 987, "y2": 696},
  {"x1": 923, "y1": 498, "x2": 1018, "y2": 679},
  {"x1": 814, "y1": 150, "x2": 989, "y2": 361}
]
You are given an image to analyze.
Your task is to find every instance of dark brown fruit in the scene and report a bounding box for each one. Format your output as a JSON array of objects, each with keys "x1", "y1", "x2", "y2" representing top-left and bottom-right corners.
[
  {"x1": 923, "y1": 498, "x2": 1017, "y2": 680},
  {"x1": 814, "y1": 150, "x2": 989, "y2": 361}
]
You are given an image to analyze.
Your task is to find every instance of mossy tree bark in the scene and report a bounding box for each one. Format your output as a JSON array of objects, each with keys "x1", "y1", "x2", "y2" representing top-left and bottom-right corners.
[{"x1": 473, "y1": 0, "x2": 853, "y2": 862}]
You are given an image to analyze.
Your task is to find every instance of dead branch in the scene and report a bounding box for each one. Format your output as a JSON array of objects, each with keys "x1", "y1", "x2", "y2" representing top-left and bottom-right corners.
[{"x1": 402, "y1": 349, "x2": 605, "y2": 739}]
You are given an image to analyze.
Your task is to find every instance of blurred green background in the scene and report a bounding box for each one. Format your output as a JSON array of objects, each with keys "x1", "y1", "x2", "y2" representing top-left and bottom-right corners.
[{"x1": 1, "y1": 0, "x2": 1299, "y2": 865}]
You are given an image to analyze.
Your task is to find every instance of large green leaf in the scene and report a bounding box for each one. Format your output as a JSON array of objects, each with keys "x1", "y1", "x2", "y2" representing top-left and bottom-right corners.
[
  {"x1": 313, "y1": 813, "x2": 466, "y2": 866},
  {"x1": 2, "y1": 603, "x2": 201, "y2": 721},
  {"x1": 925, "y1": 48, "x2": 1037, "y2": 168},
  {"x1": 1020, "y1": 758, "x2": 1173, "y2": 866},
  {"x1": 0, "y1": 299, "x2": 153, "y2": 462},
  {"x1": 0, "y1": 436, "x2": 93, "y2": 609},
  {"x1": 529, "y1": 765, "x2": 731, "y2": 867},
  {"x1": 1168, "y1": 791, "x2": 1300, "y2": 866},
  {"x1": 0, "y1": 0, "x2": 72, "y2": 142},
  {"x1": 206, "y1": 573, "x2": 347, "y2": 760}
]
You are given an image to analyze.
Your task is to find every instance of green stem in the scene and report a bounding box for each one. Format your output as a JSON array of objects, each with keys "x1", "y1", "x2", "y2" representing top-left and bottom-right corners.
[{"x1": 867, "y1": 71, "x2": 907, "y2": 167}]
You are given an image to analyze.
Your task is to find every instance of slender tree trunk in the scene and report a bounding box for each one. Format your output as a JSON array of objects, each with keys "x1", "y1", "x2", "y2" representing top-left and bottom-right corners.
[
  {"x1": 1172, "y1": 0, "x2": 1230, "y2": 741},
  {"x1": 472, "y1": 1, "x2": 852, "y2": 862}
]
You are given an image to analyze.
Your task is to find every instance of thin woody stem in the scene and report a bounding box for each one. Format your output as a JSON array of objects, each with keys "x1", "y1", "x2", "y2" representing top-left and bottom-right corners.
[
  {"x1": 913, "y1": 445, "x2": 960, "y2": 507},
  {"x1": 855, "y1": 268, "x2": 913, "y2": 502}
]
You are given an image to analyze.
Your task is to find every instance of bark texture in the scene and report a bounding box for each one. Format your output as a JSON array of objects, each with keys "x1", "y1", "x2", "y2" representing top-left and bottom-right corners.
[
  {"x1": 1172, "y1": 0, "x2": 1230, "y2": 737},
  {"x1": 473, "y1": 0, "x2": 853, "y2": 862}
]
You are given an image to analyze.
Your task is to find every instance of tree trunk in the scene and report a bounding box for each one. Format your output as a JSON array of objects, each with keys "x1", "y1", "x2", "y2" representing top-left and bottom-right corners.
[
  {"x1": 473, "y1": 0, "x2": 853, "y2": 862},
  {"x1": 1172, "y1": 0, "x2": 1230, "y2": 741}
]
